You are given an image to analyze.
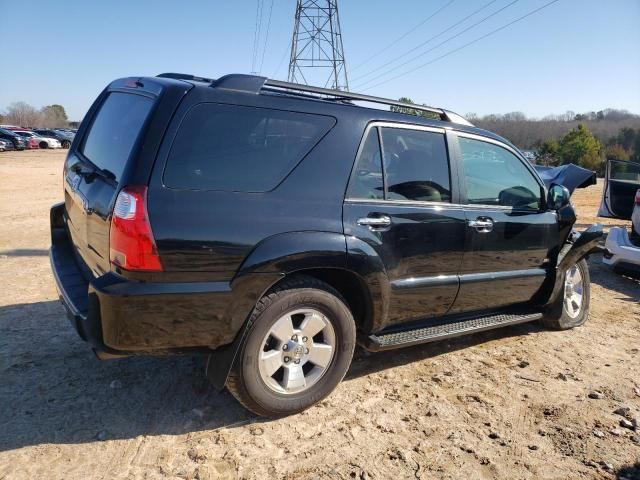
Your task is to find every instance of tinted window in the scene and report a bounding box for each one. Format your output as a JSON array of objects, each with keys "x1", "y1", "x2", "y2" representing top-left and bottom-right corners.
[
  {"x1": 611, "y1": 159, "x2": 640, "y2": 182},
  {"x1": 81, "y1": 92, "x2": 154, "y2": 182},
  {"x1": 164, "y1": 103, "x2": 335, "y2": 192},
  {"x1": 459, "y1": 137, "x2": 542, "y2": 210},
  {"x1": 347, "y1": 127, "x2": 384, "y2": 200},
  {"x1": 381, "y1": 128, "x2": 450, "y2": 202}
]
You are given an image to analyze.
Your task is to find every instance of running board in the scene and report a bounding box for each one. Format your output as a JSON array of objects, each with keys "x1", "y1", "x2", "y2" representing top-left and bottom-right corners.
[{"x1": 364, "y1": 312, "x2": 543, "y2": 351}]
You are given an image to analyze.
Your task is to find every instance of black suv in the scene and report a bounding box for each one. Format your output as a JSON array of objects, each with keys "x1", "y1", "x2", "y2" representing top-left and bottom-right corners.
[{"x1": 50, "y1": 73, "x2": 602, "y2": 417}]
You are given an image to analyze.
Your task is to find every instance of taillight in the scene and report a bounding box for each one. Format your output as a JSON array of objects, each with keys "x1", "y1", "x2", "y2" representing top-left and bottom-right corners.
[{"x1": 109, "y1": 185, "x2": 162, "y2": 272}]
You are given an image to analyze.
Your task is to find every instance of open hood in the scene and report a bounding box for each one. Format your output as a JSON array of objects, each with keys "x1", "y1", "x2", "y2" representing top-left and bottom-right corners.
[{"x1": 534, "y1": 163, "x2": 597, "y2": 194}]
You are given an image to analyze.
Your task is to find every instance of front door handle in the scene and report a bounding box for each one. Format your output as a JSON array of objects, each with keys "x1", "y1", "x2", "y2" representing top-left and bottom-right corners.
[
  {"x1": 468, "y1": 217, "x2": 494, "y2": 233},
  {"x1": 357, "y1": 215, "x2": 392, "y2": 228}
]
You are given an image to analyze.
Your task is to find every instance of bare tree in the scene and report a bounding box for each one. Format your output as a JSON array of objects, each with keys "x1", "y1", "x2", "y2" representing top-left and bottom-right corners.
[{"x1": 3, "y1": 102, "x2": 43, "y2": 127}]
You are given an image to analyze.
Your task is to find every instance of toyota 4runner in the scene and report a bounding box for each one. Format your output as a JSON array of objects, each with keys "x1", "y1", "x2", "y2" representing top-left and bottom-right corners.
[{"x1": 50, "y1": 73, "x2": 602, "y2": 417}]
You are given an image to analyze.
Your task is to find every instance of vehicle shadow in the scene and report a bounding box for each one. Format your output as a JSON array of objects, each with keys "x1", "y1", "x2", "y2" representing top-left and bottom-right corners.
[
  {"x1": 616, "y1": 462, "x2": 640, "y2": 480},
  {"x1": 0, "y1": 248, "x2": 50, "y2": 257},
  {"x1": 0, "y1": 300, "x2": 254, "y2": 452},
  {"x1": 0, "y1": 299, "x2": 544, "y2": 452},
  {"x1": 588, "y1": 255, "x2": 640, "y2": 302}
]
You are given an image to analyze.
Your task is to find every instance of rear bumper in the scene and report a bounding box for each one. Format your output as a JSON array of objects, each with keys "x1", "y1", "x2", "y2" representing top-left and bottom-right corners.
[
  {"x1": 603, "y1": 227, "x2": 640, "y2": 268},
  {"x1": 49, "y1": 203, "x2": 243, "y2": 356}
]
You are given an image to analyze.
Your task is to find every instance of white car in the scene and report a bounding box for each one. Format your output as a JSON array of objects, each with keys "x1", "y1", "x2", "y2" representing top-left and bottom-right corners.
[
  {"x1": 13, "y1": 130, "x2": 62, "y2": 149},
  {"x1": 598, "y1": 159, "x2": 640, "y2": 275}
]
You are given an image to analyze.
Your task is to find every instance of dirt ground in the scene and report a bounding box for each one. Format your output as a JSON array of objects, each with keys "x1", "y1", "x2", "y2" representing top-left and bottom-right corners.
[{"x1": 0, "y1": 149, "x2": 639, "y2": 480}]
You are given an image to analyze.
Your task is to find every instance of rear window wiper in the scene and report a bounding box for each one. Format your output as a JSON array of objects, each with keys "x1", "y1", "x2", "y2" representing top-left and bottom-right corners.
[{"x1": 72, "y1": 162, "x2": 116, "y2": 183}]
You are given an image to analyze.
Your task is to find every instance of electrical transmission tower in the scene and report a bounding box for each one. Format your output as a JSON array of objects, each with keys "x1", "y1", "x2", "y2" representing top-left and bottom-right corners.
[{"x1": 288, "y1": 0, "x2": 349, "y2": 90}]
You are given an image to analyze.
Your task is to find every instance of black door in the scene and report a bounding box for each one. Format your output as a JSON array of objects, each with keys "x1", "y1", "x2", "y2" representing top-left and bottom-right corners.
[
  {"x1": 343, "y1": 124, "x2": 466, "y2": 331},
  {"x1": 449, "y1": 133, "x2": 559, "y2": 314}
]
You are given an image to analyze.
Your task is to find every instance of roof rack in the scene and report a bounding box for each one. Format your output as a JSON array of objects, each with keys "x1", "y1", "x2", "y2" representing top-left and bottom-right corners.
[{"x1": 156, "y1": 73, "x2": 474, "y2": 126}]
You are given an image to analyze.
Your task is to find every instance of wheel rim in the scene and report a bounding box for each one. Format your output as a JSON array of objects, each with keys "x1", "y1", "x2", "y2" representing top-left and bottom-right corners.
[
  {"x1": 258, "y1": 308, "x2": 336, "y2": 395},
  {"x1": 563, "y1": 265, "x2": 584, "y2": 319}
]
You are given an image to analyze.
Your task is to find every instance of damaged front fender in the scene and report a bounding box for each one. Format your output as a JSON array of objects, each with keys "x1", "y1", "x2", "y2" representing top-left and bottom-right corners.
[{"x1": 543, "y1": 224, "x2": 604, "y2": 307}]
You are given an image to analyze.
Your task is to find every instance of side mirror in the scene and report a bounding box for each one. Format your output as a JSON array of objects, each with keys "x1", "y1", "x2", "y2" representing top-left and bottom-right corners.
[{"x1": 548, "y1": 184, "x2": 571, "y2": 210}]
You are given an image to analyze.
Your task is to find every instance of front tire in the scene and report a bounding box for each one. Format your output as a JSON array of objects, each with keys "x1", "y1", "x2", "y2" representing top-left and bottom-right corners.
[
  {"x1": 542, "y1": 259, "x2": 590, "y2": 330},
  {"x1": 226, "y1": 276, "x2": 356, "y2": 417}
]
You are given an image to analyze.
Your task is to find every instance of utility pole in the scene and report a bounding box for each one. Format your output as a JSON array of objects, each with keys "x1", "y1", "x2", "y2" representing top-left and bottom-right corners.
[{"x1": 288, "y1": 0, "x2": 349, "y2": 91}]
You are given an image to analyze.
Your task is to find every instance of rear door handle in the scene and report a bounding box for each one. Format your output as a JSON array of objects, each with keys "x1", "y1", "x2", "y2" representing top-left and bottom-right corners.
[
  {"x1": 468, "y1": 217, "x2": 494, "y2": 232},
  {"x1": 357, "y1": 215, "x2": 391, "y2": 228}
]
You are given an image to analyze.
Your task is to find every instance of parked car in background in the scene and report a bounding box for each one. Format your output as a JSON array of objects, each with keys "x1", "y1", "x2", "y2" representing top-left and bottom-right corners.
[
  {"x1": 0, "y1": 128, "x2": 26, "y2": 150},
  {"x1": 0, "y1": 140, "x2": 6, "y2": 152},
  {"x1": 24, "y1": 137, "x2": 40, "y2": 150},
  {"x1": 33, "y1": 129, "x2": 73, "y2": 148},
  {"x1": 599, "y1": 159, "x2": 640, "y2": 276},
  {"x1": 14, "y1": 130, "x2": 61, "y2": 149}
]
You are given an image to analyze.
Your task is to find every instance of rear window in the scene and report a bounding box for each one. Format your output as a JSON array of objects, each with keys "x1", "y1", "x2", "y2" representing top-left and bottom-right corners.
[
  {"x1": 163, "y1": 103, "x2": 335, "y2": 192},
  {"x1": 81, "y1": 92, "x2": 154, "y2": 182}
]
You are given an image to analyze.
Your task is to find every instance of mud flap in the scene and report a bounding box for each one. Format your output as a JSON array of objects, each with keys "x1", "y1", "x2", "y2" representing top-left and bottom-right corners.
[
  {"x1": 543, "y1": 224, "x2": 604, "y2": 307},
  {"x1": 205, "y1": 320, "x2": 253, "y2": 390}
]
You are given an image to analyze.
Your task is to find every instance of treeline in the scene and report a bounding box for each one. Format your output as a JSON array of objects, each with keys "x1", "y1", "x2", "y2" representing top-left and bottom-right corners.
[
  {"x1": 470, "y1": 109, "x2": 640, "y2": 170},
  {"x1": 0, "y1": 101, "x2": 69, "y2": 129},
  {"x1": 393, "y1": 99, "x2": 640, "y2": 172},
  {"x1": 469, "y1": 108, "x2": 640, "y2": 150}
]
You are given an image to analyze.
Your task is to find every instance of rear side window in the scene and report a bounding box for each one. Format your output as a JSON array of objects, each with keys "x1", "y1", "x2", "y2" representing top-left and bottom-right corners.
[
  {"x1": 164, "y1": 103, "x2": 335, "y2": 192},
  {"x1": 381, "y1": 128, "x2": 451, "y2": 203},
  {"x1": 81, "y1": 92, "x2": 154, "y2": 182}
]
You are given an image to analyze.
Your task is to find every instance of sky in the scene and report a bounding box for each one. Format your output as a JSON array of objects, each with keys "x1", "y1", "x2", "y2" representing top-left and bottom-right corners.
[{"x1": 1, "y1": 0, "x2": 638, "y2": 121}]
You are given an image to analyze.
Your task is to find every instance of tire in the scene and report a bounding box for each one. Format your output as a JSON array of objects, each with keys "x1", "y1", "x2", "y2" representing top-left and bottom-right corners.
[
  {"x1": 541, "y1": 259, "x2": 590, "y2": 330},
  {"x1": 62, "y1": 140, "x2": 71, "y2": 149},
  {"x1": 39, "y1": 141, "x2": 48, "y2": 149},
  {"x1": 226, "y1": 275, "x2": 356, "y2": 417}
]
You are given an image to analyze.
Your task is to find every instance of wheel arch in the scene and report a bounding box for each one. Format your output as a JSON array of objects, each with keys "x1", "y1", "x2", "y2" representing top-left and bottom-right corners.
[{"x1": 207, "y1": 231, "x2": 389, "y2": 389}]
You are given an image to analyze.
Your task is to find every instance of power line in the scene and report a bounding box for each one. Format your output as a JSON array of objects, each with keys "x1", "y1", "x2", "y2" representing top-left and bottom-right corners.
[
  {"x1": 258, "y1": 0, "x2": 275, "y2": 74},
  {"x1": 360, "y1": 0, "x2": 561, "y2": 93},
  {"x1": 350, "y1": 0, "x2": 456, "y2": 72},
  {"x1": 273, "y1": 42, "x2": 291, "y2": 78},
  {"x1": 251, "y1": 0, "x2": 265, "y2": 73},
  {"x1": 353, "y1": 0, "x2": 521, "y2": 89},
  {"x1": 351, "y1": 0, "x2": 499, "y2": 83}
]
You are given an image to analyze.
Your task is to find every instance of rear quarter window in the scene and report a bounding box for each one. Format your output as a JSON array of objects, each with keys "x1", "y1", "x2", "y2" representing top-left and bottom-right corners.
[
  {"x1": 163, "y1": 103, "x2": 336, "y2": 192},
  {"x1": 81, "y1": 92, "x2": 154, "y2": 182}
]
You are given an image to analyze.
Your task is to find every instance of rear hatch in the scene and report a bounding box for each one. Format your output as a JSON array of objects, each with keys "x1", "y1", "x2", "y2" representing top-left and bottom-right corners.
[{"x1": 63, "y1": 84, "x2": 159, "y2": 277}]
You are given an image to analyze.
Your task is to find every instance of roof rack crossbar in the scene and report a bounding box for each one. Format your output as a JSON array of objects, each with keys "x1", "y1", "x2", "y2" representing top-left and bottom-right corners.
[{"x1": 263, "y1": 79, "x2": 445, "y2": 117}]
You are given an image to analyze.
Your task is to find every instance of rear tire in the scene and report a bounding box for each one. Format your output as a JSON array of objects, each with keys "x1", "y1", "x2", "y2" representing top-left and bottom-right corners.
[
  {"x1": 541, "y1": 259, "x2": 590, "y2": 330},
  {"x1": 226, "y1": 275, "x2": 356, "y2": 417},
  {"x1": 62, "y1": 140, "x2": 71, "y2": 149}
]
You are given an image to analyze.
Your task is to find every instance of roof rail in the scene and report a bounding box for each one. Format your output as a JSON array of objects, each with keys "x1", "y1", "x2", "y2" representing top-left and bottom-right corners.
[{"x1": 155, "y1": 73, "x2": 473, "y2": 126}]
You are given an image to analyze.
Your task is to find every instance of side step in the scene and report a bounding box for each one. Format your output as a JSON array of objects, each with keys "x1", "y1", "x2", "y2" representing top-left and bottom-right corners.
[{"x1": 365, "y1": 312, "x2": 543, "y2": 351}]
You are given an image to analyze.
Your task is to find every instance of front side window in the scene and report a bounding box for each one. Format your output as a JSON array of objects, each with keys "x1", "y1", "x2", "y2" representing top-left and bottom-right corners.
[
  {"x1": 381, "y1": 128, "x2": 451, "y2": 203},
  {"x1": 164, "y1": 103, "x2": 335, "y2": 192},
  {"x1": 458, "y1": 136, "x2": 542, "y2": 210},
  {"x1": 346, "y1": 128, "x2": 384, "y2": 200}
]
